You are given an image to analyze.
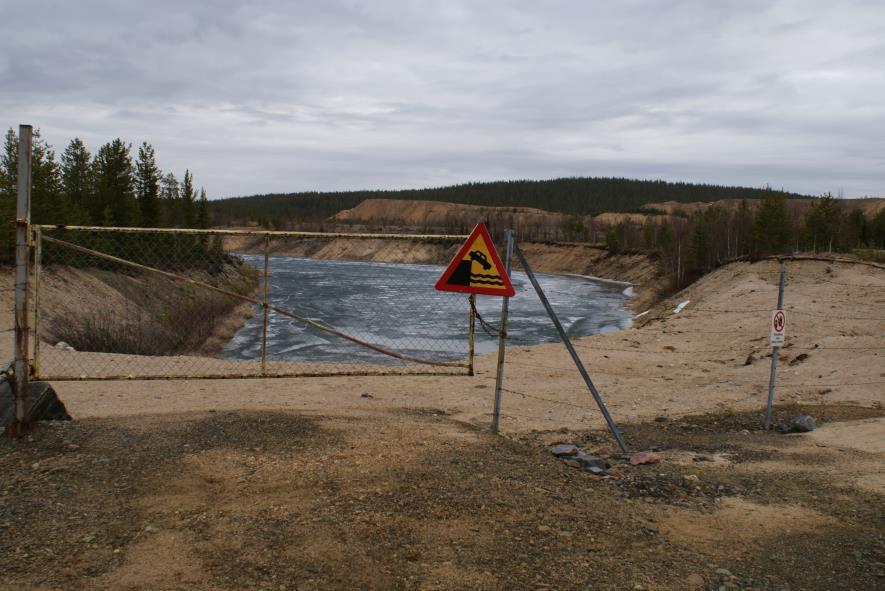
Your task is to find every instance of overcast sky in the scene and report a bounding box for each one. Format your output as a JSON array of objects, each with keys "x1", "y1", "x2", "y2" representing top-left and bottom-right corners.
[{"x1": 2, "y1": 1, "x2": 883, "y2": 198}]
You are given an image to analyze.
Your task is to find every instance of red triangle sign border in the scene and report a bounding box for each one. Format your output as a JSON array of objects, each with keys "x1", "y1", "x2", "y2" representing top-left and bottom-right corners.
[{"x1": 434, "y1": 223, "x2": 516, "y2": 297}]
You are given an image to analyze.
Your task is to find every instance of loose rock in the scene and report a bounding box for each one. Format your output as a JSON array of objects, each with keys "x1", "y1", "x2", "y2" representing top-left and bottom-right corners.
[
  {"x1": 549, "y1": 444, "x2": 578, "y2": 457},
  {"x1": 573, "y1": 452, "x2": 609, "y2": 471},
  {"x1": 629, "y1": 452, "x2": 661, "y2": 466},
  {"x1": 783, "y1": 415, "x2": 816, "y2": 433}
]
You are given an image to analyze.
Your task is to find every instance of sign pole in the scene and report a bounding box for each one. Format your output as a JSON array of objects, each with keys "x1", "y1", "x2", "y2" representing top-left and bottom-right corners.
[
  {"x1": 513, "y1": 242, "x2": 629, "y2": 453},
  {"x1": 491, "y1": 229, "x2": 514, "y2": 434},
  {"x1": 763, "y1": 262, "x2": 786, "y2": 430}
]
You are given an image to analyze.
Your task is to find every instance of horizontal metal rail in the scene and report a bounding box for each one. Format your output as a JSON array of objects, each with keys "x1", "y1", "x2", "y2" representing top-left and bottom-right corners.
[
  {"x1": 36, "y1": 225, "x2": 468, "y2": 242},
  {"x1": 39, "y1": 369, "x2": 466, "y2": 381},
  {"x1": 41, "y1": 235, "x2": 468, "y2": 369}
]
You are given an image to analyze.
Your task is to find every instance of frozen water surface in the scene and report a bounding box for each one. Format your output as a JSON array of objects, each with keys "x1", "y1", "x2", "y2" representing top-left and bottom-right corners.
[{"x1": 223, "y1": 255, "x2": 632, "y2": 364}]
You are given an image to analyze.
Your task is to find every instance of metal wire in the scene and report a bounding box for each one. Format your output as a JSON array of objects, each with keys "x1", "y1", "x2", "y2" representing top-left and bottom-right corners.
[
  {"x1": 33, "y1": 227, "x2": 473, "y2": 380},
  {"x1": 469, "y1": 296, "x2": 501, "y2": 337}
]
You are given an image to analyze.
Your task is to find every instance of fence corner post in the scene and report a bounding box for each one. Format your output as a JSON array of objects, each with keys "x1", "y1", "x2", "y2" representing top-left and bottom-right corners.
[{"x1": 8, "y1": 124, "x2": 33, "y2": 437}]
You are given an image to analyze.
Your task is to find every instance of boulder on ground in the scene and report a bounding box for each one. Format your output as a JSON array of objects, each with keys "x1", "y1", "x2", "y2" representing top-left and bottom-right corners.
[
  {"x1": 1, "y1": 379, "x2": 71, "y2": 429},
  {"x1": 783, "y1": 414, "x2": 816, "y2": 433}
]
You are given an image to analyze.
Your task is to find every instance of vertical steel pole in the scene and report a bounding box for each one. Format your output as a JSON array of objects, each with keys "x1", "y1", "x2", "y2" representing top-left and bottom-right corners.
[
  {"x1": 763, "y1": 262, "x2": 786, "y2": 430},
  {"x1": 513, "y1": 242, "x2": 629, "y2": 453},
  {"x1": 10, "y1": 125, "x2": 32, "y2": 436},
  {"x1": 467, "y1": 294, "x2": 476, "y2": 376},
  {"x1": 491, "y1": 229, "x2": 513, "y2": 434},
  {"x1": 260, "y1": 233, "x2": 270, "y2": 376},
  {"x1": 32, "y1": 226, "x2": 42, "y2": 378}
]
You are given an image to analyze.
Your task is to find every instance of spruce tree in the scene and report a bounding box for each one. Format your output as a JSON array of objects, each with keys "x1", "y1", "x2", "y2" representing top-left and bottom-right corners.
[
  {"x1": 751, "y1": 193, "x2": 791, "y2": 255},
  {"x1": 180, "y1": 170, "x2": 196, "y2": 228},
  {"x1": 159, "y1": 172, "x2": 180, "y2": 226},
  {"x1": 197, "y1": 188, "x2": 210, "y2": 229},
  {"x1": 61, "y1": 138, "x2": 93, "y2": 224},
  {"x1": 804, "y1": 194, "x2": 842, "y2": 252},
  {"x1": 135, "y1": 142, "x2": 161, "y2": 227},
  {"x1": 0, "y1": 129, "x2": 18, "y2": 261},
  {"x1": 29, "y1": 129, "x2": 66, "y2": 225},
  {"x1": 92, "y1": 139, "x2": 138, "y2": 226}
]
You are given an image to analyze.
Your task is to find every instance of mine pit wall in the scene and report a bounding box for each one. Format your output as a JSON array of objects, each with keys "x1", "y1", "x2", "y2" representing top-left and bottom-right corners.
[
  {"x1": 222, "y1": 235, "x2": 663, "y2": 312},
  {"x1": 34, "y1": 262, "x2": 258, "y2": 360}
]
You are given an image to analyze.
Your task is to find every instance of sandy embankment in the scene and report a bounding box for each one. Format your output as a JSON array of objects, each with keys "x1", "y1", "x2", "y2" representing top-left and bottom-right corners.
[
  {"x1": 1, "y1": 257, "x2": 877, "y2": 435},
  {"x1": 222, "y1": 234, "x2": 665, "y2": 311},
  {"x1": 0, "y1": 264, "x2": 258, "y2": 370}
]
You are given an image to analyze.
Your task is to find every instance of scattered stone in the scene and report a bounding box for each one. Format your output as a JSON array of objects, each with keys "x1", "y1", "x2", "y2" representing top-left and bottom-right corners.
[
  {"x1": 586, "y1": 466, "x2": 607, "y2": 476},
  {"x1": 715, "y1": 568, "x2": 733, "y2": 577},
  {"x1": 550, "y1": 444, "x2": 579, "y2": 457},
  {"x1": 629, "y1": 452, "x2": 661, "y2": 466},
  {"x1": 563, "y1": 459, "x2": 583, "y2": 469},
  {"x1": 573, "y1": 452, "x2": 609, "y2": 470},
  {"x1": 360, "y1": 393, "x2": 373, "y2": 399},
  {"x1": 685, "y1": 573, "x2": 706, "y2": 588},
  {"x1": 739, "y1": 429, "x2": 750, "y2": 436},
  {"x1": 537, "y1": 525, "x2": 551, "y2": 533},
  {"x1": 654, "y1": 415, "x2": 668, "y2": 422},
  {"x1": 783, "y1": 415, "x2": 816, "y2": 433},
  {"x1": 743, "y1": 352, "x2": 755, "y2": 366}
]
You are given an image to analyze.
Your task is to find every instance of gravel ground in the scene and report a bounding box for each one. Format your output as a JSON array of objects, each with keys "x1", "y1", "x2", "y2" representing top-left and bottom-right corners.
[{"x1": 1, "y1": 403, "x2": 882, "y2": 590}]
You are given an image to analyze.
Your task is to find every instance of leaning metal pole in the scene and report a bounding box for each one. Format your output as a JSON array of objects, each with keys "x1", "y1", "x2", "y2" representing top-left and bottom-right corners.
[
  {"x1": 10, "y1": 125, "x2": 33, "y2": 436},
  {"x1": 513, "y1": 241, "x2": 629, "y2": 453},
  {"x1": 491, "y1": 229, "x2": 514, "y2": 434},
  {"x1": 763, "y1": 262, "x2": 786, "y2": 430}
]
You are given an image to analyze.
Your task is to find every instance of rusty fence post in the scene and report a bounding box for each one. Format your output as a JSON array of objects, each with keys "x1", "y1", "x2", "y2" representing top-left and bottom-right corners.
[
  {"x1": 9, "y1": 124, "x2": 33, "y2": 436},
  {"x1": 32, "y1": 226, "x2": 43, "y2": 378},
  {"x1": 467, "y1": 294, "x2": 476, "y2": 376}
]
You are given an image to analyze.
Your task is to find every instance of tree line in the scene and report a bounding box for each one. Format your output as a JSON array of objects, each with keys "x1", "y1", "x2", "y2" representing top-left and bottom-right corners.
[
  {"x1": 0, "y1": 128, "x2": 210, "y2": 262},
  {"x1": 604, "y1": 193, "x2": 885, "y2": 288},
  {"x1": 210, "y1": 177, "x2": 809, "y2": 228}
]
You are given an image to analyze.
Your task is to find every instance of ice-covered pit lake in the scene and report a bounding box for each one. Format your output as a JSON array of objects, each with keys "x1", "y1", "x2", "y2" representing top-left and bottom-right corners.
[{"x1": 223, "y1": 255, "x2": 633, "y2": 364}]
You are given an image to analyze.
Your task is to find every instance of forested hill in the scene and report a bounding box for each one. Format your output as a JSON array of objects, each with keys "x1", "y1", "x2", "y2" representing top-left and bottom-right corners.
[{"x1": 211, "y1": 177, "x2": 808, "y2": 225}]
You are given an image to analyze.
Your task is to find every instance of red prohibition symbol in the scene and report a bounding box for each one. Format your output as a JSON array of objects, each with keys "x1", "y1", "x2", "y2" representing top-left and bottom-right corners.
[{"x1": 772, "y1": 310, "x2": 785, "y2": 333}]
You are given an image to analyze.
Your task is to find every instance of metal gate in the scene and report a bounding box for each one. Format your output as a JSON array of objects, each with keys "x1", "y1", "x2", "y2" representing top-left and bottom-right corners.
[{"x1": 31, "y1": 225, "x2": 475, "y2": 380}]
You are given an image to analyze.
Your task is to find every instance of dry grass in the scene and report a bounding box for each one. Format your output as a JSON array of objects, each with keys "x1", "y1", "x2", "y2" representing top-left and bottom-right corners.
[{"x1": 45, "y1": 290, "x2": 247, "y2": 356}]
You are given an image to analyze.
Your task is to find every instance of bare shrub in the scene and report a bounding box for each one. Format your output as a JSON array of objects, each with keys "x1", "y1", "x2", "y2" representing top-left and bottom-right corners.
[{"x1": 46, "y1": 290, "x2": 246, "y2": 357}]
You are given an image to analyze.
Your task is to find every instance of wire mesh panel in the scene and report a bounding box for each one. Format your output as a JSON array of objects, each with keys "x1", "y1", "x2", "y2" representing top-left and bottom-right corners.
[{"x1": 33, "y1": 226, "x2": 472, "y2": 380}]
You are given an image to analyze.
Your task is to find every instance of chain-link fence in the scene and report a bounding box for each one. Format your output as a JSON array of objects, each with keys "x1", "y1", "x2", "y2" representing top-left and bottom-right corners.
[{"x1": 32, "y1": 226, "x2": 474, "y2": 380}]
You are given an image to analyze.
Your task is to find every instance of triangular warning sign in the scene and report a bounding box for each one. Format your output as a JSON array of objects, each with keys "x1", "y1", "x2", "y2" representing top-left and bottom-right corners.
[{"x1": 435, "y1": 223, "x2": 515, "y2": 297}]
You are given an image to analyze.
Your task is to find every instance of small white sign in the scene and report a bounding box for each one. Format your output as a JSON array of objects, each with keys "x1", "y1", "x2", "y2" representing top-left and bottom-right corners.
[{"x1": 770, "y1": 309, "x2": 786, "y2": 347}]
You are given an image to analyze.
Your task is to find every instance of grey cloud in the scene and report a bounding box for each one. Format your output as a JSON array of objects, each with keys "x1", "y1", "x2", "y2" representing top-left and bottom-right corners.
[{"x1": 1, "y1": 0, "x2": 883, "y2": 198}]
